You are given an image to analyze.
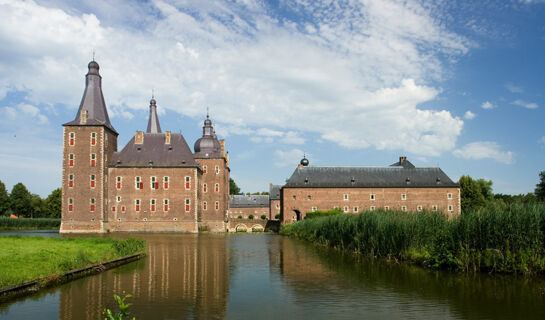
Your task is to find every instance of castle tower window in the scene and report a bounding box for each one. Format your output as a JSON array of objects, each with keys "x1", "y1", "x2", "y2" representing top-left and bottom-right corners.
[
  {"x1": 307, "y1": 195, "x2": 311, "y2": 200},
  {"x1": 90, "y1": 153, "x2": 96, "y2": 167},
  {"x1": 68, "y1": 174, "x2": 74, "y2": 188},
  {"x1": 417, "y1": 205, "x2": 422, "y2": 212},
  {"x1": 135, "y1": 177, "x2": 143, "y2": 189},
  {"x1": 135, "y1": 199, "x2": 141, "y2": 212},
  {"x1": 183, "y1": 176, "x2": 190, "y2": 189},
  {"x1": 163, "y1": 199, "x2": 169, "y2": 212},
  {"x1": 370, "y1": 194, "x2": 375, "y2": 200},
  {"x1": 401, "y1": 194, "x2": 407, "y2": 200},
  {"x1": 203, "y1": 183, "x2": 208, "y2": 193},
  {"x1": 215, "y1": 201, "x2": 219, "y2": 210},
  {"x1": 68, "y1": 198, "x2": 73, "y2": 212},
  {"x1": 121, "y1": 206, "x2": 126, "y2": 213},
  {"x1": 90, "y1": 198, "x2": 95, "y2": 212},
  {"x1": 215, "y1": 166, "x2": 220, "y2": 174},
  {"x1": 203, "y1": 165, "x2": 207, "y2": 174},
  {"x1": 447, "y1": 193, "x2": 453, "y2": 199},
  {"x1": 69, "y1": 154, "x2": 74, "y2": 167},
  {"x1": 116, "y1": 176, "x2": 122, "y2": 189},
  {"x1": 91, "y1": 132, "x2": 96, "y2": 146},
  {"x1": 90, "y1": 174, "x2": 96, "y2": 188},
  {"x1": 448, "y1": 205, "x2": 454, "y2": 212},
  {"x1": 116, "y1": 196, "x2": 121, "y2": 203},
  {"x1": 344, "y1": 206, "x2": 349, "y2": 213},
  {"x1": 151, "y1": 176, "x2": 158, "y2": 190},
  {"x1": 185, "y1": 199, "x2": 190, "y2": 212},
  {"x1": 343, "y1": 194, "x2": 349, "y2": 201},
  {"x1": 215, "y1": 183, "x2": 219, "y2": 192},
  {"x1": 112, "y1": 205, "x2": 116, "y2": 212},
  {"x1": 203, "y1": 201, "x2": 207, "y2": 210},
  {"x1": 163, "y1": 176, "x2": 169, "y2": 189},
  {"x1": 150, "y1": 199, "x2": 156, "y2": 212},
  {"x1": 370, "y1": 206, "x2": 375, "y2": 211},
  {"x1": 69, "y1": 132, "x2": 75, "y2": 146},
  {"x1": 401, "y1": 206, "x2": 407, "y2": 212}
]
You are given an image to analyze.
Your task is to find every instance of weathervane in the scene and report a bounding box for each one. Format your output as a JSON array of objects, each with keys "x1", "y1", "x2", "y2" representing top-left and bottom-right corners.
[
  {"x1": 152, "y1": 88, "x2": 155, "y2": 99},
  {"x1": 92, "y1": 48, "x2": 96, "y2": 61},
  {"x1": 206, "y1": 106, "x2": 210, "y2": 118}
]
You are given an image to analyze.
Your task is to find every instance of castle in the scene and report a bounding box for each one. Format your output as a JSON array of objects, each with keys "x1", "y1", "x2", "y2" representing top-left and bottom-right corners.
[{"x1": 61, "y1": 60, "x2": 229, "y2": 233}]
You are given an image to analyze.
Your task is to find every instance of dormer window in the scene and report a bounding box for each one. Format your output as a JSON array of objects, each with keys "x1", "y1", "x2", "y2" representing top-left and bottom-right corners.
[
  {"x1": 351, "y1": 177, "x2": 355, "y2": 185},
  {"x1": 69, "y1": 132, "x2": 75, "y2": 146},
  {"x1": 91, "y1": 132, "x2": 96, "y2": 146},
  {"x1": 406, "y1": 177, "x2": 411, "y2": 184},
  {"x1": 304, "y1": 177, "x2": 309, "y2": 184}
]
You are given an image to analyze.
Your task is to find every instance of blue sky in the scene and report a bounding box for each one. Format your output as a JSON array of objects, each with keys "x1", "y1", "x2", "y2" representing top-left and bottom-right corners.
[{"x1": 0, "y1": 0, "x2": 544, "y2": 197}]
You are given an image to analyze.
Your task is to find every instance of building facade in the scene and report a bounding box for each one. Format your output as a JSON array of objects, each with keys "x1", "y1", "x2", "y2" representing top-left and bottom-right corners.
[
  {"x1": 281, "y1": 156, "x2": 461, "y2": 223},
  {"x1": 269, "y1": 184, "x2": 281, "y2": 220},
  {"x1": 61, "y1": 60, "x2": 229, "y2": 233},
  {"x1": 227, "y1": 195, "x2": 270, "y2": 220}
]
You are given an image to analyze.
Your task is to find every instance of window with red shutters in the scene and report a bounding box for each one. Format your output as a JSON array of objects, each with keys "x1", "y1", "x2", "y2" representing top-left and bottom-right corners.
[
  {"x1": 203, "y1": 183, "x2": 207, "y2": 193},
  {"x1": 90, "y1": 198, "x2": 95, "y2": 212},
  {"x1": 68, "y1": 174, "x2": 74, "y2": 188},
  {"x1": 185, "y1": 176, "x2": 190, "y2": 189},
  {"x1": 90, "y1": 175, "x2": 96, "y2": 188},
  {"x1": 163, "y1": 176, "x2": 169, "y2": 189},
  {"x1": 68, "y1": 198, "x2": 73, "y2": 212},
  {"x1": 112, "y1": 206, "x2": 116, "y2": 212},
  {"x1": 116, "y1": 176, "x2": 122, "y2": 189},
  {"x1": 215, "y1": 183, "x2": 219, "y2": 192},
  {"x1": 150, "y1": 177, "x2": 157, "y2": 190},
  {"x1": 163, "y1": 199, "x2": 169, "y2": 212},
  {"x1": 69, "y1": 132, "x2": 75, "y2": 146},
  {"x1": 90, "y1": 153, "x2": 96, "y2": 167},
  {"x1": 121, "y1": 206, "x2": 126, "y2": 213},
  {"x1": 69, "y1": 154, "x2": 74, "y2": 167},
  {"x1": 135, "y1": 199, "x2": 141, "y2": 212},
  {"x1": 150, "y1": 199, "x2": 156, "y2": 212},
  {"x1": 215, "y1": 201, "x2": 219, "y2": 210},
  {"x1": 91, "y1": 132, "x2": 96, "y2": 146},
  {"x1": 203, "y1": 165, "x2": 207, "y2": 174},
  {"x1": 185, "y1": 199, "x2": 190, "y2": 212},
  {"x1": 203, "y1": 201, "x2": 207, "y2": 210},
  {"x1": 135, "y1": 177, "x2": 142, "y2": 189}
]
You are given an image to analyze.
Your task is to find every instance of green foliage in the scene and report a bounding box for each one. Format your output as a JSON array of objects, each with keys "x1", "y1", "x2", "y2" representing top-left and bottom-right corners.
[
  {"x1": 248, "y1": 214, "x2": 254, "y2": 220},
  {"x1": 494, "y1": 193, "x2": 537, "y2": 205},
  {"x1": 305, "y1": 209, "x2": 343, "y2": 219},
  {"x1": 237, "y1": 215, "x2": 242, "y2": 219},
  {"x1": 104, "y1": 292, "x2": 135, "y2": 320},
  {"x1": 274, "y1": 214, "x2": 280, "y2": 219},
  {"x1": 459, "y1": 175, "x2": 487, "y2": 213},
  {"x1": 260, "y1": 214, "x2": 267, "y2": 220},
  {"x1": 251, "y1": 192, "x2": 269, "y2": 195},
  {"x1": 10, "y1": 182, "x2": 32, "y2": 217},
  {"x1": 29, "y1": 194, "x2": 46, "y2": 218},
  {"x1": 45, "y1": 188, "x2": 62, "y2": 218},
  {"x1": 536, "y1": 171, "x2": 545, "y2": 201},
  {"x1": 0, "y1": 217, "x2": 60, "y2": 230},
  {"x1": 0, "y1": 180, "x2": 9, "y2": 216},
  {"x1": 282, "y1": 203, "x2": 545, "y2": 274},
  {"x1": 229, "y1": 178, "x2": 240, "y2": 195},
  {"x1": 0, "y1": 237, "x2": 146, "y2": 287}
]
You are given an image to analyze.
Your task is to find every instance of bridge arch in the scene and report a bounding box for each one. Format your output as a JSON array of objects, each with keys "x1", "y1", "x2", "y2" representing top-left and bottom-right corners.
[{"x1": 235, "y1": 224, "x2": 248, "y2": 232}]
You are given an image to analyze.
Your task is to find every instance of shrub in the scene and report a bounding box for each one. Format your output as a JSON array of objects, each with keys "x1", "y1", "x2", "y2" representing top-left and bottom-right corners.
[
  {"x1": 248, "y1": 214, "x2": 254, "y2": 220},
  {"x1": 237, "y1": 215, "x2": 242, "y2": 219},
  {"x1": 275, "y1": 214, "x2": 280, "y2": 219},
  {"x1": 261, "y1": 215, "x2": 267, "y2": 220}
]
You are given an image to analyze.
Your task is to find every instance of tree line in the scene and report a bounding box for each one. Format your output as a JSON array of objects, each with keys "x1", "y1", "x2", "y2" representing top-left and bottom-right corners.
[{"x1": 0, "y1": 180, "x2": 60, "y2": 218}]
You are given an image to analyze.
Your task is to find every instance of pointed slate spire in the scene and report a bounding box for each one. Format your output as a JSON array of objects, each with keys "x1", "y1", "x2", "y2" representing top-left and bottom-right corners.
[
  {"x1": 146, "y1": 98, "x2": 162, "y2": 133},
  {"x1": 65, "y1": 60, "x2": 117, "y2": 134}
]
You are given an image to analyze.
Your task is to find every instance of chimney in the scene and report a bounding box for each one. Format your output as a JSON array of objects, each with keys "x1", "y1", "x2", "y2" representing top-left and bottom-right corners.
[
  {"x1": 80, "y1": 109, "x2": 88, "y2": 124},
  {"x1": 225, "y1": 151, "x2": 229, "y2": 167},
  {"x1": 165, "y1": 131, "x2": 171, "y2": 144},
  {"x1": 399, "y1": 156, "x2": 407, "y2": 164},
  {"x1": 298, "y1": 164, "x2": 303, "y2": 169},
  {"x1": 135, "y1": 131, "x2": 144, "y2": 144},
  {"x1": 220, "y1": 139, "x2": 226, "y2": 156}
]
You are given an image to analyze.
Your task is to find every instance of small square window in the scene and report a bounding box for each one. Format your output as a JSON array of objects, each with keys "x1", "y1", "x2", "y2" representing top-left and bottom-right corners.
[
  {"x1": 307, "y1": 195, "x2": 311, "y2": 200},
  {"x1": 401, "y1": 194, "x2": 407, "y2": 200},
  {"x1": 401, "y1": 206, "x2": 407, "y2": 212},
  {"x1": 116, "y1": 196, "x2": 121, "y2": 203},
  {"x1": 447, "y1": 193, "x2": 453, "y2": 199},
  {"x1": 448, "y1": 205, "x2": 453, "y2": 212},
  {"x1": 417, "y1": 205, "x2": 422, "y2": 212},
  {"x1": 370, "y1": 206, "x2": 375, "y2": 211},
  {"x1": 370, "y1": 194, "x2": 375, "y2": 200},
  {"x1": 432, "y1": 205, "x2": 437, "y2": 211},
  {"x1": 311, "y1": 207, "x2": 317, "y2": 212},
  {"x1": 343, "y1": 206, "x2": 349, "y2": 213},
  {"x1": 384, "y1": 206, "x2": 390, "y2": 210},
  {"x1": 292, "y1": 195, "x2": 296, "y2": 200},
  {"x1": 343, "y1": 194, "x2": 348, "y2": 201},
  {"x1": 353, "y1": 207, "x2": 358, "y2": 213}
]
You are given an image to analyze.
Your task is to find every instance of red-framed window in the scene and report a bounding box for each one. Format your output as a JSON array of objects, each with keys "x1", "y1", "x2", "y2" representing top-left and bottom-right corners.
[
  {"x1": 185, "y1": 199, "x2": 190, "y2": 212},
  {"x1": 203, "y1": 183, "x2": 207, "y2": 193},
  {"x1": 69, "y1": 132, "x2": 75, "y2": 146},
  {"x1": 203, "y1": 201, "x2": 207, "y2": 210},
  {"x1": 116, "y1": 176, "x2": 122, "y2": 189},
  {"x1": 203, "y1": 165, "x2": 207, "y2": 174},
  {"x1": 68, "y1": 198, "x2": 73, "y2": 212},
  {"x1": 90, "y1": 153, "x2": 96, "y2": 167},
  {"x1": 151, "y1": 176, "x2": 158, "y2": 190},
  {"x1": 215, "y1": 165, "x2": 219, "y2": 174},
  {"x1": 90, "y1": 198, "x2": 95, "y2": 212},
  {"x1": 69, "y1": 153, "x2": 74, "y2": 167},
  {"x1": 215, "y1": 201, "x2": 219, "y2": 210},
  {"x1": 90, "y1": 132, "x2": 96, "y2": 146},
  {"x1": 150, "y1": 199, "x2": 156, "y2": 212},
  {"x1": 163, "y1": 199, "x2": 169, "y2": 212},
  {"x1": 185, "y1": 176, "x2": 191, "y2": 190},
  {"x1": 215, "y1": 183, "x2": 219, "y2": 192},
  {"x1": 163, "y1": 176, "x2": 169, "y2": 189},
  {"x1": 135, "y1": 199, "x2": 141, "y2": 212},
  {"x1": 135, "y1": 177, "x2": 143, "y2": 189},
  {"x1": 68, "y1": 174, "x2": 74, "y2": 188},
  {"x1": 90, "y1": 174, "x2": 96, "y2": 188}
]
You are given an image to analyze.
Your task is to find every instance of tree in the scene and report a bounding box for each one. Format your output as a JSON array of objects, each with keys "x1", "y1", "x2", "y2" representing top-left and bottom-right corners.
[
  {"x1": 29, "y1": 194, "x2": 46, "y2": 218},
  {"x1": 0, "y1": 180, "x2": 9, "y2": 216},
  {"x1": 229, "y1": 178, "x2": 240, "y2": 195},
  {"x1": 476, "y1": 179, "x2": 494, "y2": 201},
  {"x1": 536, "y1": 171, "x2": 545, "y2": 202},
  {"x1": 45, "y1": 188, "x2": 62, "y2": 218},
  {"x1": 458, "y1": 175, "x2": 487, "y2": 213},
  {"x1": 10, "y1": 182, "x2": 32, "y2": 217}
]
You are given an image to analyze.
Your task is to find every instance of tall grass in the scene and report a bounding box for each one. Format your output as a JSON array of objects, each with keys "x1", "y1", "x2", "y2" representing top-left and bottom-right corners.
[
  {"x1": 281, "y1": 202, "x2": 545, "y2": 274},
  {"x1": 305, "y1": 209, "x2": 343, "y2": 219},
  {"x1": 0, "y1": 217, "x2": 60, "y2": 230}
]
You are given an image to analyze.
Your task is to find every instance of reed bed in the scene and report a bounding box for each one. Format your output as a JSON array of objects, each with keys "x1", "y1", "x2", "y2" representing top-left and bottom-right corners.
[
  {"x1": 281, "y1": 202, "x2": 545, "y2": 274},
  {"x1": 0, "y1": 217, "x2": 60, "y2": 230}
]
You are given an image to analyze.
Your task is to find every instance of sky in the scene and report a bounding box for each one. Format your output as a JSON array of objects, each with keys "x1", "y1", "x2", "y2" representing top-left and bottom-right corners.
[{"x1": 0, "y1": 0, "x2": 544, "y2": 197}]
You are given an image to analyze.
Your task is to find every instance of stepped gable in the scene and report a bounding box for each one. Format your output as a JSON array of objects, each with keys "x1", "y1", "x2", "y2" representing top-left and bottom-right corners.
[
  {"x1": 269, "y1": 185, "x2": 281, "y2": 200},
  {"x1": 229, "y1": 195, "x2": 270, "y2": 208},
  {"x1": 63, "y1": 60, "x2": 118, "y2": 134},
  {"x1": 284, "y1": 157, "x2": 457, "y2": 188},
  {"x1": 194, "y1": 112, "x2": 222, "y2": 158}
]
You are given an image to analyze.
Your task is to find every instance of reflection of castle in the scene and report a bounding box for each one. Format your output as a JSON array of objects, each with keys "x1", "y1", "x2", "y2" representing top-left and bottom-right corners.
[
  {"x1": 59, "y1": 235, "x2": 229, "y2": 319},
  {"x1": 61, "y1": 61, "x2": 229, "y2": 233}
]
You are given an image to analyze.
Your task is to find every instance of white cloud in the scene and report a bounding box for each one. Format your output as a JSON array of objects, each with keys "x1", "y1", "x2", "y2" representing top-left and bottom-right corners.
[
  {"x1": 464, "y1": 111, "x2": 476, "y2": 120},
  {"x1": 0, "y1": 103, "x2": 48, "y2": 125},
  {"x1": 0, "y1": 0, "x2": 471, "y2": 157},
  {"x1": 512, "y1": 100, "x2": 538, "y2": 109},
  {"x1": 505, "y1": 83, "x2": 523, "y2": 93},
  {"x1": 453, "y1": 141, "x2": 514, "y2": 164},
  {"x1": 274, "y1": 148, "x2": 306, "y2": 168},
  {"x1": 481, "y1": 101, "x2": 496, "y2": 109}
]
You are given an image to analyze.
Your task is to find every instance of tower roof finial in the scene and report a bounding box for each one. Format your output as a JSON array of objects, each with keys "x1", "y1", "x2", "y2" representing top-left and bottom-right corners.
[
  {"x1": 92, "y1": 48, "x2": 96, "y2": 61},
  {"x1": 206, "y1": 105, "x2": 210, "y2": 119}
]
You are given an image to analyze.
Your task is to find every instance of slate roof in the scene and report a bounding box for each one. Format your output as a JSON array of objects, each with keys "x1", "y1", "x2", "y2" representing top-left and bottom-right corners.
[
  {"x1": 229, "y1": 195, "x2": 270, "y2": 208},
  {"x1": 194, "y1": 115, "x2": 222, "y2": 158},
  {"x1": 146, "y1": 99, "x2": 162, "y2": 134},
  {"x1": 63, "y1": 61, "x2": 118, "y2": 134},
  {"x1": 284, "y1": 165, "x2": 458, "y2": 188},
  {"x1": 110, "y1": 133, "x2": 199, "y2": 168},
  {"x1": 269, "y1": 184, "x2": 281, "y2": 200}
]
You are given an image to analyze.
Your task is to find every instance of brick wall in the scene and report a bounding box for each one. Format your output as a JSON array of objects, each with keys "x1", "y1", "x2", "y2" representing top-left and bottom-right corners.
[
  {"x1": 194, "y1": 157, "x2": 229, "y2": 232},
  {"x1": 269, "y1": 199, "x2": 280, "y2": 220},
  {"x1": 228, "y1": 206, "x2": 269, "y2": 220}
]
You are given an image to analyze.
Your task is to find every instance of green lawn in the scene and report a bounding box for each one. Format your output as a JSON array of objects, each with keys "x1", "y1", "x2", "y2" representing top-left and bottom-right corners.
[{"x1": 0, "y1": 236, "x2": 145, "y2": 288}]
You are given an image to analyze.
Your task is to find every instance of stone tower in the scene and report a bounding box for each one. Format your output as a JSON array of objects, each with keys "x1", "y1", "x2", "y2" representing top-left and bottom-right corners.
[
  {"x1": 193, "y1": 112, "x2": 230, "y2": 232},
  {"x1": 61, "y1": 60, "x2": 118, "y2": 233}
]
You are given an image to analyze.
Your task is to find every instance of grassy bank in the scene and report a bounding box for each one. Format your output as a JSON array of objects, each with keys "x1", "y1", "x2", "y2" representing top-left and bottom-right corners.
[
  {"x1": 0, "y1": 237, "x2": 145, "y2": 288},
  {"x1": 281, "y1": 203, "x2": 545, "y2": 274},
  {"x1": 0, "y1": 217, "x2": 60, "y2": 230}
]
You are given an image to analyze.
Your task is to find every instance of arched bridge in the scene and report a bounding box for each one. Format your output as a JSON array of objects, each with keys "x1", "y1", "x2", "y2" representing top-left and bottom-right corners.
[{"x1": 227, "y1": 219, "x2": 280, "y2": 233}]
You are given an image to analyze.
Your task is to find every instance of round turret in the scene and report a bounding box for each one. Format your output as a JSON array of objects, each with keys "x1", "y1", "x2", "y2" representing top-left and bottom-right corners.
[{"x1": 88, "y1": 61, "x2": 100, "y2": 75}]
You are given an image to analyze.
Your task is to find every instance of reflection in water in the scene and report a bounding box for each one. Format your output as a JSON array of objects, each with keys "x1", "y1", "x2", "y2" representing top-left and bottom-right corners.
[
  {"x1": 59, "y1": 234, "x2": 229, "y2": 320},
  {"x1": 1, "y1": 233, "x2": 545, "y2": 319}
]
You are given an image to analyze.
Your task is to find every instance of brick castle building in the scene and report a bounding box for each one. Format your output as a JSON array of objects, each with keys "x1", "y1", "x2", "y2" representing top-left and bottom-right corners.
[
  {"x1": 281, "y1": 156, "x2": 461, "y2": 223},
  {"x1": 61, "y1": 60, "x2": 229, "y2": 233}
]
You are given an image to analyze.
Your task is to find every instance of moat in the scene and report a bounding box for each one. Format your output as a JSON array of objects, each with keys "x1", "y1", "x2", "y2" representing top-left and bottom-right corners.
[{"x1": 1, "y1": 232, "x2": 545, "y2": 319}]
